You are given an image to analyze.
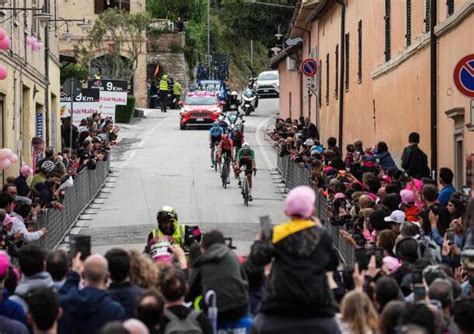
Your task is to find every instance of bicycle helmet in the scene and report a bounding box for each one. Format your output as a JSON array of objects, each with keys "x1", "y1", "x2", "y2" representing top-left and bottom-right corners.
[
  {"x1": 213, "y1": 121, "x2": 219, "y2": 126},
  {"x1": 41, "y1": 160, "x2": 55, "y2": 173},
  {"x1": 222, "y1": 134, "x2": 228, "y2": 140},
  {"x1": 242, "y1": 142, "x2": 250, "y2": 150}
]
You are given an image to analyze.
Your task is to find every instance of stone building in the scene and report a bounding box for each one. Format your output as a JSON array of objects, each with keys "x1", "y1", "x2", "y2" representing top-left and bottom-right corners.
[
  {"x1": 57, "y1": 0, "x2": 147, "y2": 107},
  {"x1": 0, "y1": 0, "x2": 61, "y2": 180},
  {"x1": 273, "y1": 0, "x2": 474, "y2": 189}
]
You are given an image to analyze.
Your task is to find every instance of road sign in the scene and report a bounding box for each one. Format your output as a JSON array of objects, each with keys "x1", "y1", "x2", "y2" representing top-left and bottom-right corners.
[
  {"x1": 454, "y1": 54, "x2": 474, "y2": 98},
  {"x1": 88, "y1": 79, "x2": 128, "y2": 92},
  {"x1": 300, "y1": 58, "x2": 318, "y2": 77}
]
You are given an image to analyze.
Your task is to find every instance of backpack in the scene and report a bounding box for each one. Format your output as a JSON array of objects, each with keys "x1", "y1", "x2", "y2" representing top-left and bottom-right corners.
[
  {"x1": 163, "y1": 308, "x2": 203, "y2": 334},
  {"x1": 417, "y1": 236, "x2": 441, "y2": 264}
]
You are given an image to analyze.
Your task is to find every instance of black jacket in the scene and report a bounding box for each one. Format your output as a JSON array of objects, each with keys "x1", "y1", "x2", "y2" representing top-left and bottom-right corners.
[
  {"x1": 248, "y1": 221, "x2": 338, "y2": 318},
  {"x1": 401, "y1": 144, "x2": 430, "y2": 179},
  {"x1": 108, "y1": 281, "x2": 144, "y2": 319},
  {"x1": 186, "y1": 243, "x2": 249, "y2": 320}
]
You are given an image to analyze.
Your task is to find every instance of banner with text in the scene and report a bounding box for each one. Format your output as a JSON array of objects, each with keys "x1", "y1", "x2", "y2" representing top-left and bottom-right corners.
[
  {"x1": 88, "y1": 79, "x2": 128, "y2": 121},
  {"x1": 60, "y1": 89, "x2": 101, "y2": 124}
]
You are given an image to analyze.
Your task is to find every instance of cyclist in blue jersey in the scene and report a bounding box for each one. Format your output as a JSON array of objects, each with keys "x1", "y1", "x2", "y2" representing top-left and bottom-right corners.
[{"x1": 209, "y1": 121, "x2": 224, "y2": 168}]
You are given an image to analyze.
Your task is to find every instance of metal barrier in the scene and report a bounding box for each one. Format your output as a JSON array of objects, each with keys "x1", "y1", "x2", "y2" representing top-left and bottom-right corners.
[
  {"x1": 35, "y1": 159, "x2": 110, "y2": 250},
  {"x1": 277, "y1": 154, "x2": 354, "y2": 266}
]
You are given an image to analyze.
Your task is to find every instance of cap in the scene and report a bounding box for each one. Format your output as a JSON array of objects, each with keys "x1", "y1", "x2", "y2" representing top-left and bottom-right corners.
[
  {"x1": 400, "y1": 189, "x2": 416, "y2": 205},
  {"x1": 382, "y1": 256, "x2": 401, "y2": 274},
  {"x1": 384, "y1": 210, "x2": 406, "y2": 224},
  {"x1": 284, "y1": 186, "x2": 316, "y2": 219},
  {"x1": 0, "y1": 252, "x2": 10, "y2": 278},
  {"x1": 2, "y1": 214, "x2": 14, "y2": 227},
  {"x1": 381, "y1": 175, "x2": 392, "y2": 184},
  {"x1": 334, "y1": 192, "x2": 346, "y2": 200},
  {"x1": 304, "y1": 139, "x2": 314, "y2": 147}
]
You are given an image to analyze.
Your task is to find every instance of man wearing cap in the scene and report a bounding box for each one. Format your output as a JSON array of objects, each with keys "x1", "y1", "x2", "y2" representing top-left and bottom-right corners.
[
  {"x1": 3, "y1": 213, "x2": 47, "y2": 246},
  {"x1": 384, "y1": 210, "x2": 406, "y2": 234},
  {"x1": 249, "y1": 186, "x2": 340, "y2": 333}
]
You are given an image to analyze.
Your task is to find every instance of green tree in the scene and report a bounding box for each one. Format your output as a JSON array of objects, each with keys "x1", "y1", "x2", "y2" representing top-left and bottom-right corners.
[
  {"x1": 146, "y1": 0, "x2": 203, "y2": 21},
  {"x1": 75, "y1": 9, "x2": 150, "y2": 81}
]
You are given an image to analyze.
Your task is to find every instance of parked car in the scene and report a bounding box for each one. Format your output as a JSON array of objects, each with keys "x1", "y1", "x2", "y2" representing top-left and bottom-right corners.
[
  {"x1": 256, "y1": 70, "x2": 279, "y2": 98},
  {"x1": 179, "y1": 91, "x2": 222, "y2": 130}
]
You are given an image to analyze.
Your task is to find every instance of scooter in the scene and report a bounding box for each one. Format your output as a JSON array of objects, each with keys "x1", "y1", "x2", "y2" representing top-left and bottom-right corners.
[{"x1": 241, "y1": 88, "x2": 257, "y2": 116}]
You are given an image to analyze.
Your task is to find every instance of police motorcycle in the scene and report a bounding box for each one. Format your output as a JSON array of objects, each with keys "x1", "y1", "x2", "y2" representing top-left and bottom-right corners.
[{"x1": 241, "y1": 87, "x2": 258, "y2": 116}]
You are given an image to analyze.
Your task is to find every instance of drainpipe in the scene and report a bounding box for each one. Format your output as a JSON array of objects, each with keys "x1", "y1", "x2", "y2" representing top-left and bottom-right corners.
[
  {"x1": 430, "y1": 0, "x2": 438, "y2": 181},
  {"x1": 336, "y1": 0, "x2": 345, "y2": 148},
  {"x1": 44, "y1": 0, "x2": 50, "y2": 147}
]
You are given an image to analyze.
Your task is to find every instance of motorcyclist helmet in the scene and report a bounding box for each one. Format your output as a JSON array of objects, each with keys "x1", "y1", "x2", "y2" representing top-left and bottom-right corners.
[
  {"x1": 231, "y1": 91, "x2": 238, "y2": 97},
  {"x1": 157, "y1": 206, "x2": 178, "y2": 235},
  {"x1": 242, "y1": 142, "x2": 250, "y2": 151}
]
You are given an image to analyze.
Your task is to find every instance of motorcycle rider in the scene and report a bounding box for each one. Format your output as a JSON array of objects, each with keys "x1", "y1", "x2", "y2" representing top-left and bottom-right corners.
[
  {"x1": 146, "y1": 206, "x2": 202, "y2": 258},
  {"x1": 159, "y1": 74, "x2": 169, "y2": 113},
  {"x1": 234, "y1": 142, "x2": 257, "y2": 201},
  {"x1": 248, "y1": 78, "x2": 259, "y2": 109},
  {"x1": 226, "y1": 91, "x2": 241, "y2": 112},
  {"x1": 209, "y1": 121, "x2": 224, "y2": 168}
]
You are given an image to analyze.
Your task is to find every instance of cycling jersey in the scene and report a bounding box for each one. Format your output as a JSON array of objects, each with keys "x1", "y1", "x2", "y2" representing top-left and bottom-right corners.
[
  {"x1": 236, "y1": 148, "x2": 255, "y2": 161},
  {"x1": 220, "y1": 138, "x2": 234, "y2": 151},
  {"x1": 210, "y1": 125, "x2": 223, "y2": 138}
]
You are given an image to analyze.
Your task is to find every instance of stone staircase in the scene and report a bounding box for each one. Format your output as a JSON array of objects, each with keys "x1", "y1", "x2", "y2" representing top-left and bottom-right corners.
[{"x1": 148, "y1": 53, "x2": 189, "y2": 90}]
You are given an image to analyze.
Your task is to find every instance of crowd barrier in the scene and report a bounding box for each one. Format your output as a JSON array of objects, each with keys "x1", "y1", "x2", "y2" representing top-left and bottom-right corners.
[
  {"x1": 35, "y1": 159, "x2": 110, "y2": 250},
  {"x1": 277, "y1": 154, "x2": 354, "y2": 266}
]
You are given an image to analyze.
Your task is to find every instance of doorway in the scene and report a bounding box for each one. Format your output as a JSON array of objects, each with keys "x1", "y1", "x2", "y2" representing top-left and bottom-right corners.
[{"x1": 454, "y1": 134, "x2": 464, "y2": 189}]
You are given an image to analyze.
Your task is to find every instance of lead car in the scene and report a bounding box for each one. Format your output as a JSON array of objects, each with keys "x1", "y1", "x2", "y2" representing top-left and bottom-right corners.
[{"x1": 179, "y1": 91, "x2": 222, "y2": 130}]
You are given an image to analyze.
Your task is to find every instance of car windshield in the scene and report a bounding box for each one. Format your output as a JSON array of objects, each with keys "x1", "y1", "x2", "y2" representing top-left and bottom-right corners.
[
  {"x1": 185, "y1": 96, "x2": 217, "y2": 105},
  {"x1": 258, "y1": 72, "x2": 278, "y2": 80}
]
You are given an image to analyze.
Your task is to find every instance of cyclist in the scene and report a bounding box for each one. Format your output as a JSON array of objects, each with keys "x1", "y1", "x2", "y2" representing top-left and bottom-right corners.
[
  {"x1": 229, "y1": 126, "x2": 244, "y2": 153},
  {"x1": 235, "y1": 142, "x2": 256, "y2": 201},
  {"x1": 217, "y1": 134, "x2": 234, "y2": 181},
  {"x1": 145, "y1": 206, "x2": 202, "y2": 255},
  {"x1": 209, "y1": 121, "x2": 223, "y2": 168}
]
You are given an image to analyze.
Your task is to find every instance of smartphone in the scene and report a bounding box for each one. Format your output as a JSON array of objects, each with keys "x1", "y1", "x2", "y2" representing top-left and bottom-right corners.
[
  {"x1": 70, "y1": 235, "x2": 91, "y2": 261},
  {"x1": 414, "y1": 284, "x2": 426, "y2": 302},
  {"x1": 355, "y1": 248, "x2": 369, "y2": 270},
  {"x1": 374, "y1": 248, "x2": 384, "y2": 268},
  {"x1": 412, "y1": 269, "x2": 423, "y2": 284},
  {"x1": 447, "y1": 230, "x2": 455, "y2": 245},
  {"x1": 259, "y1": 216, "x2": 272, "y2": 241},
  {"x1": 462, "y1": 186, "x2": 471, "y2": 197}
]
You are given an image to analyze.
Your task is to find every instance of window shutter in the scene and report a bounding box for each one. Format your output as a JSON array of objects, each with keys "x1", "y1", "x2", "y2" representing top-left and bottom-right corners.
[
  {"x1": 345, "y1": 33, "x2": 350, "y2": 91},
  {"x1": 95, "y1": 0, "x2": 104, "y2": 14},
  {"x1": 335, "y1": 44, "x2": 339, "y2": 99},
  {"x1": 447, "y1": 0, "x2": 454, "y2": 16},
  {"x1": 424, "y1": 0, "x2": 431, "y2": 32},
  {"x1": 326, "y1": 53, "x2": 329, "y2": 105},
  {"x1": 384, "y1": 0, "x2": 391, "y2": 62},
  {"x1": 406, "y1": 0, "x2": 412, "y2": 46},
  {"x1": 357, "y1": 20, "x2": 362, "y2": 83}
]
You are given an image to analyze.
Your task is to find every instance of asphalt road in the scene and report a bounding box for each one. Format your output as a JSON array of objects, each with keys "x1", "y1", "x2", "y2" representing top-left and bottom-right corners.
[{"x1": 75, "y1": 98, "x2": 286, "y2": 255}]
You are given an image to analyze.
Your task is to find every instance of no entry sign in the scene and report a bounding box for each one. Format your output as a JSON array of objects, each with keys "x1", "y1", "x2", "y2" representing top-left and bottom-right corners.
[
  {"x1": 300, "y1": 58, "x2": 318, "y2": 77},
  {"x1": 454, "y1": 54, "x2": 474, "y2": 98}
]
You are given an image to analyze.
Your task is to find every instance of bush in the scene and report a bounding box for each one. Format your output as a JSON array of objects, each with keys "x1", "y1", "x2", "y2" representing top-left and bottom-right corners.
[{"x1": 115, "y1": 95, "x2": 136, "y2": 123}]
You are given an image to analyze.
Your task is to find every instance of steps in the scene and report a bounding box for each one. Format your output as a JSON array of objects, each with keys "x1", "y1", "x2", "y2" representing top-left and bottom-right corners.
[{"x1": 147, "y1": 52, "x2": 189, "y2": 91}]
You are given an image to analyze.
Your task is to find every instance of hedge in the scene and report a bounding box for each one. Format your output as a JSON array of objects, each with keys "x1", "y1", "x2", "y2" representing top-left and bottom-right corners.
[{"x1": 115, "y1": 95, "x2": 136, "y2": 123}]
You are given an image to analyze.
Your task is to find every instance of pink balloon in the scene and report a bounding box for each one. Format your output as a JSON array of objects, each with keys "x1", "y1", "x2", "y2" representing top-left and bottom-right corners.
[
  {"x1": 0, "y1": 28, "x2": 6, "y2": 41},
  {"x1": 0, "y1": 158, "x2": 11, "y2": 170},
  {"x1": 26, "y1": 35, "x2": 34, "y2": 46},
  {"x1": 33, "y1": 41, "x2": 43, "y2": 51},
  {"x1": 0, "y1": 65, "x2": 7, "y2": 80},
  {"x1": 0, "y1": 36, "x2": 11, "y2": 50},
  {"x1": 9, "y1": 153, "x2": 18, "y2": 163},
  {"x1": 0, "y1": 148, "x2": 12, "y2": 160}
]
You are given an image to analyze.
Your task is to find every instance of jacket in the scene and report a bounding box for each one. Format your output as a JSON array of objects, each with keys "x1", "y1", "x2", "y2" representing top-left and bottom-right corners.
[
  {"x1": 0, "y1": 289, "x2": 26, "y2": 324},
  {"x1": 58, "y1": 271, "x2": 126, "y2": 334},
  {"x1": 373, "y1": 151, "x2": 398, "y2": 173},
  {"x1": 108, "y1": 281, "x2": 144, "y2": 319},
  {"x1": 248, "y1": 220, "x2": 339, "y2": 318},
  {"x1": 159, "y1": 77, "x2": 169, "y2": 91},
  {"x1": 438, "y1": 184, "x2": 456, "y2": 207},
  {"x1": 11, "y1": 272, "x2": 54, "y2": 313},
  {"x1": 401, "y1": 144, "x2": 430, "y2": 179},
  {"x1": 186, "y1": 243, "x2": 249, "y2": 317},
  {"x1": 0, "y1": 315, "x2": 29, "y2": 334}
]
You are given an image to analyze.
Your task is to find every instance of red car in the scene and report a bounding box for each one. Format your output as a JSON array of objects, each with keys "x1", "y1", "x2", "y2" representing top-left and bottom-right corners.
[{"x1": 179, "y1": 91, "x2": 222, "y2": 130}]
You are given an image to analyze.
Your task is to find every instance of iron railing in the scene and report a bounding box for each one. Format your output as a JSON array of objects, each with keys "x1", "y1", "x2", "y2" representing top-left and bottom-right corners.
[
  {"x1": 35, "y1": 159, "x2": 110, "y2": 250},
  {"x1": 277, "y1": 154, "x2": 354, "y2": 265}
]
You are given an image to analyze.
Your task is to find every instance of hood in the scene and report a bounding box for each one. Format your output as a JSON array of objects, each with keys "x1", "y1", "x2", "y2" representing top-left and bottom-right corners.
[
  {"x1": 63, "y1": 287, "x2": 109, "y2": 317},
  {"x1": 15, "y1": 272, "x2": 54, "y2": 296},
  {"x1": 194, "y1": 243, "x2": 230, "y2": 266},
  {"x1": 184, "y1": 105, "x2": 218, "y2": 111}
]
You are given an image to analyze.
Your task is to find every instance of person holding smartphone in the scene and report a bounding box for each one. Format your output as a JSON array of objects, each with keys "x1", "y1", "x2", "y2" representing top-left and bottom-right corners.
[{"x1": 249, "y1": 186, "x2": 340, "y2": 333}]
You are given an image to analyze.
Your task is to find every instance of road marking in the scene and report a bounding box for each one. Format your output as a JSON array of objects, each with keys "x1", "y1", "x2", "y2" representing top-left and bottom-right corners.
[{"x1": 255, "y1": 115, "x2": 275, "y2": 170}]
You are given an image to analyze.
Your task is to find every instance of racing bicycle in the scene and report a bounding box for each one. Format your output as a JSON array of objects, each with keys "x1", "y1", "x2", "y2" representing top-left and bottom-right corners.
[
  {"x1": 220, "y1": 152, "x2": 232, "y2": 188},
  {"x1": 238, "y1": 165, "x2": 256, "y2": 206}
]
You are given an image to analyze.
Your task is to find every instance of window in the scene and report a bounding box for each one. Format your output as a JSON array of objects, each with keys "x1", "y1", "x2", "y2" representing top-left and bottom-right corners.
[
  {"x1": 325, "y1": 53, "x2": 329, "y2": 105},
  {"x1": 357, "y1": 20, "x2": 362, "y2": 83},
  {"x1": 384, "y1": 0, "x2": 391, "y2": 62},
  {"x1": 95, "y1": 0, "x2": 130, "y2": 14},
  {"x1": 424, "y1": 0, "x2": 431, "y2": 32},
  {"x1": 447, "y1": 0, "x2": 454, "y2": 16},
  {"x1": 406, "y1": 0, "x2": 412, "y2": 46},
  {"x1": 335, "y1": 44, "x2": 339, "y2": 99},
  {"x1": 345, "y1": 33, "x2": 350, "y2": 91}
]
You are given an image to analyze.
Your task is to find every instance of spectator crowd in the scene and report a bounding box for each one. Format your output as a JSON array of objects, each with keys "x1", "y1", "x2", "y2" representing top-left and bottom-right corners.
[{"x1": 0, "y1": 113, "x2": 473, "y2": 334}]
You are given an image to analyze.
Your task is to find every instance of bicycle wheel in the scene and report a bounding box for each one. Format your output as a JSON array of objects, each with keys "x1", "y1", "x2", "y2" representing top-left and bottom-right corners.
[
  {"x1": 242, "y1": 178, "x2": 249, "y2": 206},
  {"x1": 221, "y1": 162, "x2": 229, "y2": 188}
]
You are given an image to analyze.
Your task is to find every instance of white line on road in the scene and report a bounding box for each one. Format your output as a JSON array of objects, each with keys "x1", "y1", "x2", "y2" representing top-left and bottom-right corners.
[{"x1": 255, "y1": 115, "x2": 275, "y2": 170}]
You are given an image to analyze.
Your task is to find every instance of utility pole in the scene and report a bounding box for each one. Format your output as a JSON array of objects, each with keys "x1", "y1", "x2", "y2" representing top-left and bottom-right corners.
[{"x1": 207, "y1": 0, "x2": 210, "y2": 65}]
